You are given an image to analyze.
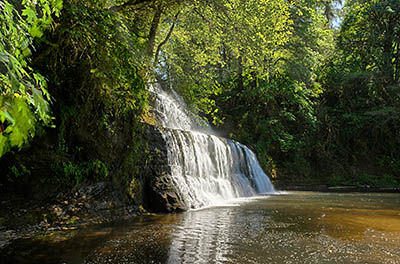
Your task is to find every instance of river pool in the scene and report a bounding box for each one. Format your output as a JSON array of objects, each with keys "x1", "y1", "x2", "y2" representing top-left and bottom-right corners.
[{"x1": 2, "y1": 191, "x2": 400, "y2": 263}]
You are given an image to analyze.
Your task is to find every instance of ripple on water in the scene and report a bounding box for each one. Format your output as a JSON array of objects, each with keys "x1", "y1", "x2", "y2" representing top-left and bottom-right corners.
[{"x1": 2, "y1": 192, "x2": 400, "y2": 264}]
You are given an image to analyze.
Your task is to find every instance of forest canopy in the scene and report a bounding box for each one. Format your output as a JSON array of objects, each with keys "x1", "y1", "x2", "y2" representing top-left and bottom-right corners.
[{"x1": 1, "y1": 0, "x2": 399, "y2": 187}]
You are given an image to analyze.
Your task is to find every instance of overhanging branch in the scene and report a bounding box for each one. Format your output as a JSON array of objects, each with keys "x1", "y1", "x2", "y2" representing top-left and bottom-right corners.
[
  {"x1": 108, "y1": 0, "x2": 154, "y2": 12},
  {"x1": 153, "y1": 10, "x2": 180, "y2": 65}
]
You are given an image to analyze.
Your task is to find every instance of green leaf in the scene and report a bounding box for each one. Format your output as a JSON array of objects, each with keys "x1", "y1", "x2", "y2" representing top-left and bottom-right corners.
[
  {"x1": 29, "y1": 23, "x2": 44, "y2": 38},
  {"x1": 0, "y1": 133, "x2": 8, "y2": 157},
  {"x1": 22, "y1": 8, "x2": 37, "y2": 23},
  {"x1": 1, "y1": 109, "x2": 15, "y2": 124},
  {"x1": 0, "y1": 0, "x2": 61, "y2": 157}
]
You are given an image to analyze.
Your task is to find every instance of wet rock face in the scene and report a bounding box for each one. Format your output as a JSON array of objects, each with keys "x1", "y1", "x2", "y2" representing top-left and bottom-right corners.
[
  {"x1": 142, "y1": 125, "x2": 186, "y2": 212},
  {"x1": 0, "y1": 181, "x2": 139, "y2": 250}
]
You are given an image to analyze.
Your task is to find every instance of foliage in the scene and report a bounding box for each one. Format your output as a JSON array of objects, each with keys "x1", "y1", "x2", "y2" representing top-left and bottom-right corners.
[
  {"x1": 157, "y1": 0, "x2": 400, "y2": 184},
  {"x1": 328, "y1": 173, "x2": 399, "y2": 187},
  {"x1": 7, "y1": 164, "x2": 31, "y2": 183},
  {"x1": 42, "y1": 0, "x2": 148, "y2": 120},
  {"x1": 2, "y1": 0, "x2": 400, "y2": 189},
  {"x1": 50, "y1": 159, "x2": 109, "y2": 184},
  {"x1": 159, "y1": 0, "x2": 293, "y2": 121},
  {"x1": 33, "y1": 0, "x2": 149, "y2": 184},
  {"x1": 284, "y1": 0, "x2": 334, "y2": 89},
  {"x1": 1, "y1": 0, "x2": 150, "y2": 187},
  {"x1": 158, "y1": 0, "x2": 330, "y2": 179},
  {"x1": 338, "y1": 0, "x2": 400, "y2": 86},
  {"x1": 216, "y1": 73, "x2": 317, "y2": 178},
  {"x1": 315, "y1": 0, "x2": 400, "y2": 182},
  {"x1": 128, "y1": 176, "x2": 143, "y2": 204},
  {"x1": 110, "y1": 0, "x2": 183, "y2": 64},
  {"x1": 0, "y1": 0, "x2": 62, "y2": 157}
]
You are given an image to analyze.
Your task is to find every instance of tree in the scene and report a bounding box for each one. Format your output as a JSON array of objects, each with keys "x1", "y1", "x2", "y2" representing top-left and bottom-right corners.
[
  {"x1": 158, "y1": 0, "x2": 293, "y2": 120},
  {"x1": 338, "y1": 0, "x2": 400, "y2": 87},
  {"x1": 107, "y1": 0, "x2": 183, "y2": 67},
  {"x1": 316, "y1": 0, "x2": 400, "y2": 180},
  {"x1": 319, "y1": 0, "x2": 343, "y2": 27},
  {"x1": 283, "y1": 0, "x2": 334, "y2": 88},
  {"x1": 0, "y1": 0, "x2": 62, "y2": 157}
]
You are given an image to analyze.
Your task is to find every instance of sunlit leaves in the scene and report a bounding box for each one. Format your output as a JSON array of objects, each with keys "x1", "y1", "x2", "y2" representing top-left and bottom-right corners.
[
  {"x1": 158, "y1": 0, "x2": 293, "y2": 122},
  {"x1": 338, "y1": 0, "x2": 400, "y2": 85},
  {"x1": 0, "y1": 0, "x2": 62, "y2": 157},
  {"x1": 51, "y1": 0, "x2": 147, "y2": 119}
]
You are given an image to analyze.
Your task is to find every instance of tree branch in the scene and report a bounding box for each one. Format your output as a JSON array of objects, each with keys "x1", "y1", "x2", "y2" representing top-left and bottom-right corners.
[
  {"x1": 147, "y1": 6, "x2": 163, "y2": 58},
  {"x1": 108, "y1": 0, "x2": 154, "y2": 12},
  {"x1": 0, "y1": 121, "x2": 5, "y2": 133},
  {"x1": 154, "y1": 10, "x2": 180, "y2": 66}
]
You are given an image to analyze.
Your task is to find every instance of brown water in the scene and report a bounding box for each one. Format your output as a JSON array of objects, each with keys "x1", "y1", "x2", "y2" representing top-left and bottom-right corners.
[{"x1": 2, "y1": 192, "x2": 400, "y2": 263}]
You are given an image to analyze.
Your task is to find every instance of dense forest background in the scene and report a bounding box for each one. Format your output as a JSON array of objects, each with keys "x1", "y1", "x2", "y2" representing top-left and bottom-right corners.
[{"x1": 1, "y1": 0, "x2": 399, "y2": 193}]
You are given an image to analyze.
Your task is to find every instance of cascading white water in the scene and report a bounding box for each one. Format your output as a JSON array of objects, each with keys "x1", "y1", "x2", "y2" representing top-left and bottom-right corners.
[
  {"x1": 150, "y1": 83, "x2": 274, "y2": 209},
  {"x1": 149, "y1": 84, "x2": 194, "y2": 131}
]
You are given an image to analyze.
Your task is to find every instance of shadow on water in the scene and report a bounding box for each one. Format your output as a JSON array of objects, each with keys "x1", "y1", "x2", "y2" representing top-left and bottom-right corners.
[{"x1": 2, "y1": 192, "x2": 400, "y2": 264}]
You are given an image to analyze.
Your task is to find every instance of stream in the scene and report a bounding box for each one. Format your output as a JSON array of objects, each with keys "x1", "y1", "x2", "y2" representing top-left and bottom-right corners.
[{"x1": 2, "y1": 191, "x2": 400, "y2": 263}]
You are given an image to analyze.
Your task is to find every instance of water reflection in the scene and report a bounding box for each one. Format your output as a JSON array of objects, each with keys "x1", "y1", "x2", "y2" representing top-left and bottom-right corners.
[
  {"x1": 166, "y1": 193, "x2": 400, "y2": 264},
  {"x1": 168, "y1": 208, "x2": 235, "y2": 263},
  {"x1": 2, "y1": 192, "x2": 400, "y2": 264}
]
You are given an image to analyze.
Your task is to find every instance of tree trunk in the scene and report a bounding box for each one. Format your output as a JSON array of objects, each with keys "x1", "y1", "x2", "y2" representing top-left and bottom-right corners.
[
  {"x1": 382, "y1": 39, "x2": 394, "y2": 85},
  {"x1": 154, "y1": 11, "x2": 180, "y2": 66},
  {"x1": 147, "y1": 6, "x2": 163, "y2": 61},
  {"x1": 238, "y1": 55, "x2": 244, "y2": 91}
]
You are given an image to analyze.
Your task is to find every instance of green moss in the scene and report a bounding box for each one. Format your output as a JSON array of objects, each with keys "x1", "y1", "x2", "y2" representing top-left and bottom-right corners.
[
  {"x1": 328, "y1": 173, "x2": 399, "y2": 187},
  {"x1": 128, "y1": 177, "x2": 143, "y2": 204},
  {"x1": 49, "y1": 159, "x2": 109, "y2": 185}
]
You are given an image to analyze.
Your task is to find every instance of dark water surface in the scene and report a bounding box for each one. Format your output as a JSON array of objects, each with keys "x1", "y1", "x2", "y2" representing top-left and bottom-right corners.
[{"x1": 2, "y1": 192, "x2": 400, "y2": 264}]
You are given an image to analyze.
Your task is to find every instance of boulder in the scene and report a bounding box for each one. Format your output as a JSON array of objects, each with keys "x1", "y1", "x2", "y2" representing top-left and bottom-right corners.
[{"x1": 142, "y1": 125, "x2": 186, "y2": 212}]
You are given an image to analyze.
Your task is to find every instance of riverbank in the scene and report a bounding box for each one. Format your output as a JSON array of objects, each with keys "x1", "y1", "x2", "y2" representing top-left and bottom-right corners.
[
  {"x1": 0, "y1": 181, "x2": 143, "y2": 250},
  {"x1": 2, "y1": 191, "x2": 400, "y2": 264},
  {"x1": 1, "y1": 181, "x2": 399, "y2": 251},
  {"x1": 278, "y1": 185, "x2": 400, "y2": 193}
]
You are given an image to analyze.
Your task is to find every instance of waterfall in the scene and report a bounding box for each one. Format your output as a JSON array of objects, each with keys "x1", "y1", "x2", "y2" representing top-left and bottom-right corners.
[{"x1": 150, "y1": 83, "x2": 274, "y2": 209}]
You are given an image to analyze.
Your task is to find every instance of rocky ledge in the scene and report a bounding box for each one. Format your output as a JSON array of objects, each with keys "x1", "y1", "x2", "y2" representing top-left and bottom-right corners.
[
  {"x1": 0, "y1": 125, "x2": 187, "y2": 250},
  {"x1": 0, "y1": 181, "x2": 142, "y2": 249},
  {"x1": 279, "y1": 185, "x2": 400, "y2": 193}
]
